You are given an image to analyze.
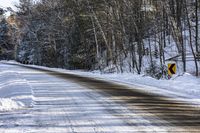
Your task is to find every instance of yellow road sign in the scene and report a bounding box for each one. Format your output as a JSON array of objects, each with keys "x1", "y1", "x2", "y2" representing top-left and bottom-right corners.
[{"x1": 168, "y1": 63, "x2": 176, "y2": 76}]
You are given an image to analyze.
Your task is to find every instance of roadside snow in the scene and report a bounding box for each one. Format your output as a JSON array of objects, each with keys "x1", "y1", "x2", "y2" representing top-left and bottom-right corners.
[
  {"x1": 65, "y1": 71, "x2": 200, "y2": 101},
  {"x1": 0, "y1": 61, "x2": 178, "y2": 133},
  {"x1": 0, "y1": 62, "x2": 33, "y2": 112},
  {"x1": 43, "y1": 69, "x2": 200, "y2": 104},
  {"x1": 2, "y1": 61, "x2": 200, "y2": 104},
  {"x1": 0, "y1": 98, "x2": 24, "y2": 111}
]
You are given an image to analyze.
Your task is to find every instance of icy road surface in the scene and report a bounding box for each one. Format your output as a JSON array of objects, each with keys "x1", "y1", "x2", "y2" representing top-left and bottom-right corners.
[{"x1": 0, "y1": 63, "x2": 200, "y2": 133}]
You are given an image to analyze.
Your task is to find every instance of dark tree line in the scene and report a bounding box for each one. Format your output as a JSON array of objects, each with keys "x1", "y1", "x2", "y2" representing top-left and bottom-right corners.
[
  {"x1": 0, "y1": 9, "x2": 15, "y2": 60},
  {"x1": 3, "y1": 0, "x2": 200, "y2": 77}
]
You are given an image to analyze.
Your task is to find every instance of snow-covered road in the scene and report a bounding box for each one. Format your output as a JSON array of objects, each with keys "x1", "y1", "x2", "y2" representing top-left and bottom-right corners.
[{"x1": 0, "y1": 63, "x2": 200, "y2": 133}]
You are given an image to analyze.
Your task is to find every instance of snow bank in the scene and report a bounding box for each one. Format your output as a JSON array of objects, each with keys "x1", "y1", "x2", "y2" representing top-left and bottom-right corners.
[
  {"x1": 0, "y1": 98, "x2": 24, "y2": 112},
  {"x1": 27, "y1": 64, "x2": 200, "y2": 102},
  {"x1": 0, "y1": 62, "x2": 33, "y2": 111},
  {"x1": 2, "y1": 61, "x2": 200, "y2": 104}
]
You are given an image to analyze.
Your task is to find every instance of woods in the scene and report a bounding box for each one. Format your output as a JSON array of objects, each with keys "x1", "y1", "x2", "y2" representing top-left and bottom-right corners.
[{"x1": 1, "y1": 0, "x2": 200, "y2": 78}]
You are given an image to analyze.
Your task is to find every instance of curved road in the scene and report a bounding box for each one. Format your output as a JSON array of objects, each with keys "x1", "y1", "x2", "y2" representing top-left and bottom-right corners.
[{"x1": 0, "y1": 63, "x2": 200, "y2": 133}]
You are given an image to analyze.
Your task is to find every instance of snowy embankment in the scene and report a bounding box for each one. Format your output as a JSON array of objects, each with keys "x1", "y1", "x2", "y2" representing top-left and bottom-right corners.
[
  {"x1": 2, "y1": 61, "x2": 200, "y2": 104},
  {"x1": 36, "y1": 68, "x2": 200, "y2": 104},
  {"x1": 66, "y1": 72, "x2": 200, "y2": 106},
  {"x1": 59, "y1": 70, "x2": 200, "y2": 104},
  {"x1": 0, "y1": 62, "x2": 33, "y2": 112}
]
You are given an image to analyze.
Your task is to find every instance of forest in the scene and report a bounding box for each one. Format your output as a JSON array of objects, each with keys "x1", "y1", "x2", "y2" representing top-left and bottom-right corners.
[{"x1": 0, "y1": 0, "x2": 200, "y2": 79}]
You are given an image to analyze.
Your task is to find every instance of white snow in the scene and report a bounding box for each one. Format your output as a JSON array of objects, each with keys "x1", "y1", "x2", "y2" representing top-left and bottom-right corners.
[
  {"x1": 0, "y1": 61, "x2": 200, "y2": 132},
  {"x1": 0, "y1": 61, "x2": 33, "y2": 112},
  {"x1": 1, "y1": 62, "x2": 200, "y2": 100},
  {"x1": 66, "y1": 71, "x2": 200, "y2": 105},
  {"x1": 0, "y1": 98, "x2": 24, "y2": 111},
  {"x1": 0, "y1": 61, "x2": 172, "y2": 132},
  {"x1": 3, "y1": 61, "x2": 200, "y2": 105}
]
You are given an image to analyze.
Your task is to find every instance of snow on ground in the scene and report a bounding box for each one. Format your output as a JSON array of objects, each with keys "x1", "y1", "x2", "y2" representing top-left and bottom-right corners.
[
  {"x1": 59, "y1": 70, "x2": 200, "y2": 105},
  {"x1": 72, "y1": 72, "x2": 200, "y2": 106},
  {"x1": 2, "y1": 60, "x2": 200, "y2": 105},
  {"x1": 0, "y1": 98, "x2": 24, "y2": 111},
  {"x1": 0, "y1": 61, "x2": 33, "y2": 112},
  {"x1": 1, "y1": 61, "x2": 200, "y2": 132},
  {"x1": 3, "y1": 60, "x2": 199, "y2": 100},
  {"x1": 0, "y1": 61, "x2": 179, "y2": 133}
]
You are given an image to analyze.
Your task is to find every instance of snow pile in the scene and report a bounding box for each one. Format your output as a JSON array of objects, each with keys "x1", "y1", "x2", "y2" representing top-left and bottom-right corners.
[
  {"x1": 0, "y1": 98, "x2": 24, "y2": 111},
  {"x1": 69, "y1": 71, "x2": 200, "y2": 100},
  {"x1": 0, "y1": 62, "x2": 33, "y2": 111}
]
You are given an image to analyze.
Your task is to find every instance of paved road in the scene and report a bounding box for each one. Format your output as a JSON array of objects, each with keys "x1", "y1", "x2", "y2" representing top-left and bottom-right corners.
[{"x1": 0, "y1": 63, "x2": 200, "y2": 133}]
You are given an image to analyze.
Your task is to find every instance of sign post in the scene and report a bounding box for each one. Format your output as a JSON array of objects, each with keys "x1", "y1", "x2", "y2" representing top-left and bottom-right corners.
[{"x1": 168, "y1": 63, "x2": 176, "y2": 76}]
